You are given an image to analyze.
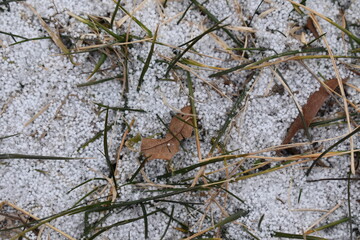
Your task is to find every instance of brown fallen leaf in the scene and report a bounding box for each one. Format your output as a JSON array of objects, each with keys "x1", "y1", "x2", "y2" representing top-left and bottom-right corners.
[
  {"x1": 141, "y1": 106, "x2": 193, "y2": 160},
  {"x1": 282, "y1": 78, "x2": 342, "y2": 145},
  {"x1": 305, "y1": 17, "x2": 320, "y2": 39}
]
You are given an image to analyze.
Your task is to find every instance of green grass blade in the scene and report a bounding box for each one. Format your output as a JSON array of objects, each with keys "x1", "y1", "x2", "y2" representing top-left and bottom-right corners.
[
  {"x1": 94, "y1": 102, "x2": 146, "y2": 112},
  {"x1": 128, "y1": 156, "x2": 148, "y2": 183},
  {"x1": 214, "y1": 209, "x2": 248, "y2": 228},
  {"x1": 0, "y1": 30, "x2": 28, "y2": 40},
  {"x1": 87, "y1": 209, "x2": 161, "y2": 240},
  {"x1": 71, "y1": 186, "x2": 101, "y2": 207},
  {"x1": 0, "y1": 0, "x2": 25, "y2": 5},
  {"x1": 87, "y1": 52, "x2": 107, "y2": 80},
  {"x1": 140, "y1": 203, "x2": 149, "y2": 239},
  {"x1": 160, "y1": 205, "x2": 175, "y2": 240},
  {"x1": 157, "y1": 154, "x2": 248, "y2": 179},
  {"x1": 0, "y1": 154, "x2": 81, "y2": 160},
  {"x1": 116, "y1": 3, "x2": 153, "y2": 37},
  {"x1": 177, "y1": 2, "x2": 193, "y2": 25},
  {"x1": 103, "y1": 109, "x2": 115, "y2": 178},
  {"x1": 0, "y1": 133, "x2": 20, "y2": 140},
  {"x1": 110, "y1": 0, "x2": 121, "y2": 28},
  {"x1": 165, "y1": 18, "x2": 227, "y2": 77},
  {"x1": 67, "y1": 178, "x2": 106, "y2": 194},
  {"x1": 137, "y1": 26, "x2": 158, "y2": 92},
  {"x1": 306, "y1": 126, "x2": 360, "y2": 176},
  {"x1": 209, "y1": 86, "x2": 247, "y2": 155},
  {"x1": 309, "y1": 217, "x2": 350, "y2": 234},
  {"x1": 77, "y1": 75, "x2": 123, "y2": 87},
  {"x1": 189, "y1": 0, "x2": 243, "y2": 48},
  {"x1": 210, "y1": 47, "x2": 327, "y2": 77},
  {"x1": 77, "y1": 123, "x2": 114, "y2": 151},
  {"x1": 272, "y1": 232, "x2": 327, "y2": 239}
]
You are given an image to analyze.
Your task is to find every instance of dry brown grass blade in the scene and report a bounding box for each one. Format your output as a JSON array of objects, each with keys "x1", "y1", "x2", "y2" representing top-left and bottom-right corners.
[
  {"x1": 282, "y1": 78, "x2": 341, "y2": 145},
  {"x1": 23, "y1": 3, "x2": 77, "y2": 65},
  {"x1": 308, "y1": 12, "x2": 355, "y2": 174},
  {"x1": 141, "y1": 106, "x2": 193, "y2": 160}
]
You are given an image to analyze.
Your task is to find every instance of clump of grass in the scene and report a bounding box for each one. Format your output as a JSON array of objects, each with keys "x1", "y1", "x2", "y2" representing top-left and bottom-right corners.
[{"x1": 1, "y1": 0, "x2": 359, "y2": 239}]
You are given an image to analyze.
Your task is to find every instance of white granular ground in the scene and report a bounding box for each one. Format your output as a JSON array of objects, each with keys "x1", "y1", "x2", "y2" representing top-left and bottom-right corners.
[{"x1": 0, "y1": 0, "x2": 359, "y2": 239}]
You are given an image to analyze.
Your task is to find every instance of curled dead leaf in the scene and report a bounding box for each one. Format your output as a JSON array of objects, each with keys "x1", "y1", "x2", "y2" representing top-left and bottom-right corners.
[
  {"x1": 141, "y1": 106, "x2": 193, "y2": 160},
  {"x1": 282, "y1": 78, "x2": 343, "y2": 145}
]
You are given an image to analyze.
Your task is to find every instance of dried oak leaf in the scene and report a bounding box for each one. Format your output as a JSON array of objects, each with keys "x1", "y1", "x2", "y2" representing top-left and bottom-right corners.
[
  {"x1": 141, "y1": 106, "x2": 193, "y2": 160},
  {"x1": 282, "y1": 78, "x2": 342, "y2": 145},
  {"x1": 305, "y1": 17, "x2": 320, "y2": 39}
]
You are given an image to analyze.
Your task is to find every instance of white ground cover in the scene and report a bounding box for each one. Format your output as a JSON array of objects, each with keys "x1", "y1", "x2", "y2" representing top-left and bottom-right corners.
[{"x1": 0, "y1": 0, "x2": 359, "y2": 239}]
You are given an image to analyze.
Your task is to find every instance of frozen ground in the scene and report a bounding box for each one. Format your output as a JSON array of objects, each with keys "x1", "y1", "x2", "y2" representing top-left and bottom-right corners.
[{"x1": 0, "y1": 0, "x2": 359, "y2": 239}]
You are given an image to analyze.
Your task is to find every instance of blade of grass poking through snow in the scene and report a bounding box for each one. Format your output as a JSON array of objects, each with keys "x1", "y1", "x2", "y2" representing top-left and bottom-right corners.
[
  {"x1": 110, "y1": 0, "x2": 121, "y2": 28},
  {"x1": 128, "y1": 156, "x2": 149, "y2": 183},
  {"x1": 67, "y1": 178, "x2": 106, "y2": 194},
  {"x1": 0, "y1": 154, "x2": 81, "y2": 160},
  {"x1": 157, "y1": 154, "x2": 248, "y2": 179},
  {"x1": 77, "y1": 75, "x2": 123, "y2": 87},
  {"x1": 94, "y1": 102, "x2": 146, "y2": 112},
  {"x1": 307, "y1": 217, "x2": 350, "y2": 235},
  {"x1": 71, "y1": 186, "x2": 102, "y2": 208},
  {"x1": 306, "y1": 126, "x2": 360, "y2": 176},
  {"x1": 88, "y1": 15, "x2": 126, "y2": 42},
  {"x1": 186, "y1": 72, "x2": 202, "y2": 161},
  {"x1": 160, "y1": 205, "x2": 174, "y2": 240},
  {"x1": 77, "y1": 123, "x2": 114, "y2": 151},
  {"x1": 0, "y1": 133, "x2": 19, "y2": 140},
  {"x1": 288, "y1": 0, "x2": 360, "y2": 45},
  {"x1": 165, "y1": 18, "x2": 227, "y2": 77},
  {"x1": 177, "y1": 2, "x2": 193, "y2": 25},
  {"x1": 272, "y1": 232, "x2": 327, "y2": 240},
  {"x1": 113, "y1": 0, "x2": 152, "y2": 37},
  {"x1": 140, "y1": 203, "x2": 149, "y2": 239},
  {"x1": 184, "y1": 209, "x2": 248, "y2": 240},
  {"x1": 137, "y1": 26, "x2": 158, "y2": 92},
  {"x1": 103, "y1": 109, "x2": 115, "y2": 179},
  {"x1": 189, "y1": 0, "x2": 243, "y2": 48},
  {"x1": 87, "y1": 209, "x2": 162, "y2": 240},
  {"x1": 0, "y1": 0, "x2": 25, "y2": 5},
  {"x1": 209, "y1": 86, "x2": 247, "y2": 155},
  {"x1": 210, "y1": 47, "x2": 326, "y2": 77},
  {"x1": 0, "y1": 30, "x2": 51, "y2": 45},
  {"x1": 67, "y1": 12, "x2": 125, "y2": 42},
  {"x1": 23, "y1": 3, "x2": 77, "y2": 65},
  {"x1": 87, "y1": 52, "x2": 107, "y2": 80}
]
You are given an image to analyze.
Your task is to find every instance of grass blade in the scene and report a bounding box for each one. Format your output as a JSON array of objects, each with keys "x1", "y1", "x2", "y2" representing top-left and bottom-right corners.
[
  {"x1": 77, "y1": 123, "x2": 114, "y2": 151},
  {"x1": 140, "y1": 203, "x2": 149, "y2": 239},
  {"x1": 165, "y1": 18, "x2": 227, "y2": 77},
  {"x1": 115, "y1": 2, "x2": 153, "y2": 37},
  {"x1": 210, "y1": 47, "x2": 326, "y2": 77},
  {"x1": 0, "y1": 154, "x2": 81, "y2": 160},
  {"x1": 87, "y1": 209, "x2": 161, "y2": 240},
  {"x1": 273, "y1": 232, "x2": 327, "y2": 239},
  {"x1": 94, "y1": 102, "x2": 146, "y2": 112},
  {"x1": 103, "y1": 109, "x2": 115, "y2": 178},
  {"x1": 137, "y1": 26, "x2": 158, "y2": 92},
  {"x1": 189, "y1": 0, "x2": 243, "y2": 48},
  {"x1": 87, "y1": 52, "x2": 107, "y2": 80},
  {"x1": 77, "y1": 75, "x2": 123, "y2": 87},
  {"x1": 306, "y1": 126, "x2": 360, "y2": 176},
  {"x1": 160, "y1": 206, "x2": 175, "y2": 240}
]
